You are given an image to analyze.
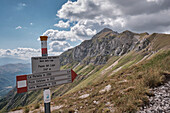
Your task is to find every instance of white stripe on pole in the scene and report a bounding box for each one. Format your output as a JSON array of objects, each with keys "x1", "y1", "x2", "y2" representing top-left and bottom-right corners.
[{"x1": 41, "y1": 41, "x2": 47, "y2": 48}]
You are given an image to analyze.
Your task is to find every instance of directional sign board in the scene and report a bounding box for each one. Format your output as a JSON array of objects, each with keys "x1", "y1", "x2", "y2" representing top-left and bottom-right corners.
[
  {"x1": 16, "y1": 69, "x2": 77, "y2": 93},
  {"x1": 32, "y1": 56, "x2": 60, "y2": 74},
  {"x1": 27, "y1": 70, "x2": 72, "y2": 91}
]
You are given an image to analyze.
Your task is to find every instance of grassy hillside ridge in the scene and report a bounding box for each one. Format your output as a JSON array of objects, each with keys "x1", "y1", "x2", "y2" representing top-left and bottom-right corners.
[
  {"x1": 67, "y1": 51, "x2": 146, "y2": 94},
  {"x1": 148, "y1": 33, "x2": 170, "y2": 50},
  {"x1": 51, "y1": 49, "x2": 170, "y2": 113}
]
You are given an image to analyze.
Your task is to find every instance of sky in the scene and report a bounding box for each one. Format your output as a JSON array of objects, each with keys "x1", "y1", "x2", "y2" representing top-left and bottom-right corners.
[{"x1": 0, "y1": 0, "x2": 170, "y2": 65}]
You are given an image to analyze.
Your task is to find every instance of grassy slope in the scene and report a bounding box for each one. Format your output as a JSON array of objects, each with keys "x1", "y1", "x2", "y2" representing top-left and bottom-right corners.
[
  {"x1": 3, "y1": 32, "x2": 170, "y2": 112},
  {"x1": 2, "y1": 50, "x2": 145, "y2": 112},
  {"x1": 148, "y1": 33, "x2": 170, "y2": 51},
  {"x1": 51, "y1": 49, "x2": 170, "y2": 113},
  {"x1": 0, "y1": 90, "x2": 42, "y2": 112},
  {"x1": 67, "y1": 51, "x2": 145, "y2": 94}
]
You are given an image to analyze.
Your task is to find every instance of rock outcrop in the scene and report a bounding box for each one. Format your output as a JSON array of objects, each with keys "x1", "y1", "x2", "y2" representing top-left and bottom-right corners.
[{"x1": 60, "y1": 28, "x2": 150, "y2": 65}]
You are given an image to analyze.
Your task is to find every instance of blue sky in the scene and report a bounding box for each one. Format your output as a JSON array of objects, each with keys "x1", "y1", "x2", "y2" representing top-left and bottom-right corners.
[
  {"x1": 0, "y1": 0, "x2": 74, "y2": 49},
  {"x1": 0, "y1": 0, "x2": 170, "y2": 65}
]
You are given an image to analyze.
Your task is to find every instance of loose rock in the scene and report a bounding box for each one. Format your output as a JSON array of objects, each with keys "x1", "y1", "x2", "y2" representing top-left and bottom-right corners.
[{"x1": 138, "y1": 81, "x2": 170, "y2": 113}]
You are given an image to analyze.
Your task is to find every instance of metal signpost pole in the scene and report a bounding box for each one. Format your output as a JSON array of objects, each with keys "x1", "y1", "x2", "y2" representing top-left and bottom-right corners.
[{"x1": 40, "y1": 36, "x2": 51, "y2": 113}]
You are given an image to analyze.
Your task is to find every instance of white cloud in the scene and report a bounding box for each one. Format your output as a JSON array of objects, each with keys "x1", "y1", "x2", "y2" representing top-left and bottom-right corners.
[
  {"x1": 71, "y1": 21, "x2": 97, "y2": 39},
  {"x1": 55, "y1": 0, "x2": 170, "y2": 33},
  {"x1": 43, "y1": 29, "x2": 77, "y2": 41},
  {"x1": 17, "y1": 3, "x2": 26, "y2": 10},
  {"x1": 146, "y1": 0, "x2": 164, "y2": 4},
  {"x1": 57, "y1": 0, "x2": 122, "y2": 21},
  {"x1": 43, "y1": 22, "x2": 97, "y2": 42},
  {"x1": 30, "y1": 23, "x2": 33, "y2": 25},
  {"x1": 21, "y1": 3, "x2": 26, "y2": 7},
  {"x1": 54, "y1": 20, "x2": 70, "y2": 28},
  {"x1": 15, "y1": 26, "x2": 22, "y2": 30},
  {"x1": 0, "y1": 48, "x2": 40, "y2": 60},
  {"x1": 49, "y1": 41, "x2": 72, "y2": 52},
  {"x1": 0, "y1": 47, "x2": 64, "y2": 60},
  {"x1": 126, "y1": 9, "x2": 170, "y2": 32}
]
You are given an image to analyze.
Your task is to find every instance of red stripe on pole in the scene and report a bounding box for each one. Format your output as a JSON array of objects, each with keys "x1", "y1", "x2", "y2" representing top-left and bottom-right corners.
[
  {"x1": 71, "y1": 69, "x2": 77, "y2": 82},
  {"x1": 42, "y1": 48, "x2": 47, "y2": 56},
  {"x1": 40, "y1": 36, "x2": 48, "y2": 41}
]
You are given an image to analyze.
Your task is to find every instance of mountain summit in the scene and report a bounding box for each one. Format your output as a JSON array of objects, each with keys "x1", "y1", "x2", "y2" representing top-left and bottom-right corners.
[
  {"x1": 100, "y1": 28, "x2": 113, "y2": 32},
  {"x1": 92, "y1": 28, "x2": 118, "y2": 39}
]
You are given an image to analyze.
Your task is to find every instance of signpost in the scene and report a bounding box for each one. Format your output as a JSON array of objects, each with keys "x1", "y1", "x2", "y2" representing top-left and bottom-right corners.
[
  {"x1": 32, "y1": 56, "x2": 60, "y2": 73},
  {"x1": 16, "y1": 69, "x2": 77, "y2": 93},
  {"x1": 16, "y1": 36, "x2": 78, "y2": 113}
]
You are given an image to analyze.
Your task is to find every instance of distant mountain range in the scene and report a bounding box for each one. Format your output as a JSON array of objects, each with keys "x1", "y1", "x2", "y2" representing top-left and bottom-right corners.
[
  {"x1": 0, "y1": 28, "x2": 170, "y2": 112},
  {"x1": 0, "y1": 63, "x2": 31, "y2": 97},
  {"x1": 0, "y1": 57, "x2": 30, "y2": 66}
]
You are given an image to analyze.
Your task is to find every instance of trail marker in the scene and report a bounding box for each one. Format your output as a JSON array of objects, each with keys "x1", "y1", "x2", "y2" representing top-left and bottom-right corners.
[
  {"x1": 16, "y1": 75, "x2": 27, "y2": 93},
  {"x1": 32, "y1": 56, "x2": 60, "y2": 73},
  {"x1": 44, "y1": 89, "x2": 51, "y2": 103},
  {"x1": 16, "y1": 36, "x2": 78, "y2": 113},
  {"x1": 16, "y1": 69, "x2": 77, "y2": 92}
]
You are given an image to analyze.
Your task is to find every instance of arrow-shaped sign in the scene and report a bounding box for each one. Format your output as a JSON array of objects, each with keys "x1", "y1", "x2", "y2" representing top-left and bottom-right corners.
[{"x1": 16, "y1": 69, "x2": 77, "y2": 93}]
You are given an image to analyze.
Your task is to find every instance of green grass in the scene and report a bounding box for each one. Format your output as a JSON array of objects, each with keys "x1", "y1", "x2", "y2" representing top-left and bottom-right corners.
[
  {"x1": 74, "y1": 64, "x2": 85, "y2": 73},
  {"x1": 67, "y1": 56, "x2": 120, "y2": 93},
  {"x1": 61, "y1": 62, "x2": 78, "y2": 70},
  {"x1": 52, "y1": 49, "x2": 170, "y2": 113},
  {"x1": 9, "y1": 49, "x2": 167, "y2": 113},
  {"x1": 67, "y1": 52, "x2": 145, "y2": 94},
  {"x1": 78, "y1": 64, "x2": 95, "y2": 75}
]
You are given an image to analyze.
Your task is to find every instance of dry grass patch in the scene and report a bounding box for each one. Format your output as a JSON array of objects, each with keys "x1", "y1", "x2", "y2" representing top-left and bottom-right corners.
[{"x1": 52, "y1": 50, "x2": 169, "y2": 113}]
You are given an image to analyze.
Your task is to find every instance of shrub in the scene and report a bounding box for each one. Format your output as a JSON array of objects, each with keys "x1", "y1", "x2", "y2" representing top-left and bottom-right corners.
[{"x1": 143, "y1": 69, "x2": 165, "y2": 88}]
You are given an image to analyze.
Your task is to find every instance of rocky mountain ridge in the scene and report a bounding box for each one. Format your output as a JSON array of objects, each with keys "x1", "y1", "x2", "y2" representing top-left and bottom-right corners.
[{"x1": 60, "y1": 28, "x2": 150, "y2": 65}]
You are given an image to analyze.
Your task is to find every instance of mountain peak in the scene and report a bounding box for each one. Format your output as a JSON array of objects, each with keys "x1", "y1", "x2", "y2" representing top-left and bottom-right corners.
[
  {"x1": 92, "y1": 28, "x2": 118, "y2": 40},
  {"x1": 99, "y1": 28, "x2": 118, "y2": 34},
  {"x1": 122, "y1": 30, "x2": 134, "y2": 34},
  {"x1": 100, "y1": 28, "x2": 113, "y2": 32}
]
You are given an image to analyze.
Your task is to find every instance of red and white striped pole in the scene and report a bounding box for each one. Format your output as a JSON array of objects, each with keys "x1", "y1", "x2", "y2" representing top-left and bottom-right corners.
[
  {"x1": 40, "y1": 36, "x2": 51, "y2": 113},
  {"x1": 40, "y1": 36, "x2": 48, "y2": 56}
]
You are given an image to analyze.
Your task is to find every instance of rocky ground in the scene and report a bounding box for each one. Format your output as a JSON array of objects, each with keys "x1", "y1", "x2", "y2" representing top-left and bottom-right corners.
[{"x1": 138, "y1": 80, "x2": 170, "y2": 113}]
